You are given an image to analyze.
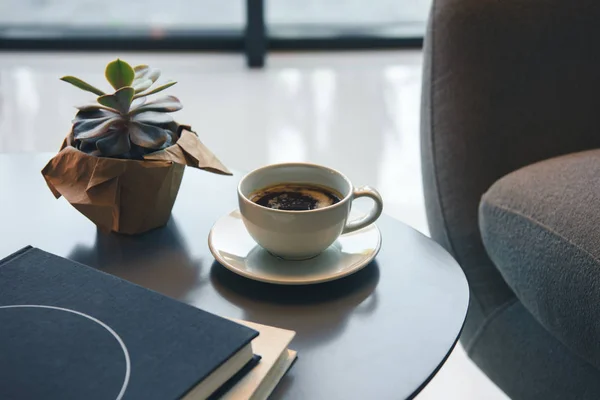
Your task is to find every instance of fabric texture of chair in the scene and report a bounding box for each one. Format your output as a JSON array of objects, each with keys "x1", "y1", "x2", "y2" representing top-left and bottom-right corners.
[
  {"x1": 421, "y1": 0, "x2": 600, "y2": 398},
  {"x1": 480, "y1": 150, "x2": 600, "y2": 372}
]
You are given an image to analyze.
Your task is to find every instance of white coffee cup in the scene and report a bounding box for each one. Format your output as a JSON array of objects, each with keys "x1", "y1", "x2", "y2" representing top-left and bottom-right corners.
[{"x1": 237, "y1": 163, "x2": 383, "y2": 260}]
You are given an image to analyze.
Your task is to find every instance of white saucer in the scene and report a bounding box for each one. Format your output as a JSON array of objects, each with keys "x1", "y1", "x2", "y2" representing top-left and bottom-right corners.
[{"x1": 208, "y1": 209, "x2": 382, "y2": 285}]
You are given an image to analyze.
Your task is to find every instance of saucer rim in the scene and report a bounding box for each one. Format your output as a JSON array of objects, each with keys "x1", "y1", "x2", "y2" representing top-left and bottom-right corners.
[{"x1": 208, "y1": 209, "x2": 382, "y2": 285}]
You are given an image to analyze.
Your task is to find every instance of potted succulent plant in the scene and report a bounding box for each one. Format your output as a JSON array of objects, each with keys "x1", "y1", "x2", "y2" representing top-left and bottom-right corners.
[{"x1": 42, "y1": 59, "x2": 231, "y2": 234}]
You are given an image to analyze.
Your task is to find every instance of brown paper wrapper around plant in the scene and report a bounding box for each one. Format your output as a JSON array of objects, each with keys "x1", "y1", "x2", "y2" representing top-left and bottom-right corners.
[{"x1": 41, "y1": 125, "x2": 231, "y2": 235}]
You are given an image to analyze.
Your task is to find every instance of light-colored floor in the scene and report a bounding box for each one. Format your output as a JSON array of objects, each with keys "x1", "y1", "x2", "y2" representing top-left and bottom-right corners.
[{"x1": 0, "y1": 51, "x2": 508, "y2": 399}]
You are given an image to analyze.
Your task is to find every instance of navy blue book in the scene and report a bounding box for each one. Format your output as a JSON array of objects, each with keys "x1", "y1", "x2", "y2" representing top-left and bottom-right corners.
[{"x1": 0, "y1": 246, "x2": 260, "y2": 400}]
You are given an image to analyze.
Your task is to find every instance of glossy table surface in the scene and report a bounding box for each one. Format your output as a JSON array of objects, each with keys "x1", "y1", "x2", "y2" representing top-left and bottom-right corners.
[{"x1": 0, "y1": 154, "x2": 469, "y2": 400}]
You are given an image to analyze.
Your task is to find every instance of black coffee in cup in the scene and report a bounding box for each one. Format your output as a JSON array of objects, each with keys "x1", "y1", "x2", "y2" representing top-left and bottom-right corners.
[{"x1": 250, "y1": 183, "x2": 342, "y2": 211}]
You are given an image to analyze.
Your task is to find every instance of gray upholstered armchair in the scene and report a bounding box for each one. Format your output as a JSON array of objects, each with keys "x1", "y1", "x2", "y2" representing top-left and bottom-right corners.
[{"x1": 421, "y1": 0, "x2": 600, "y2": 398}]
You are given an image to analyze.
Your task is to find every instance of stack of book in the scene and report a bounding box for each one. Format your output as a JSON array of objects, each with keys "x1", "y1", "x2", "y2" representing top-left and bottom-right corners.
[{"x1": 0, "y1": 247, "x2": 297, "y2": 400}]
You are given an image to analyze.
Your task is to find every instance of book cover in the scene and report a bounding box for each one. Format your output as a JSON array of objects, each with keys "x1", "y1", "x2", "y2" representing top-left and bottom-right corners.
[{"x1": 0, "y1": 246, "x2": 258, "y2": 400}]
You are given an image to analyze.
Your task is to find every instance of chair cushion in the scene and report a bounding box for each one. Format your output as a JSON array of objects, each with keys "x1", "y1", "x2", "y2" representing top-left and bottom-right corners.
[{"x1": 479, "y1": 149, "x2": 600, "y2": 371}]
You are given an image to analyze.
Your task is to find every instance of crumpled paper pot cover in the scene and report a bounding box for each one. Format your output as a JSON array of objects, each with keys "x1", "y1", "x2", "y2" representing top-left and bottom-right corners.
[{"x1": 42, "y1": 125, "x2": 231, "y2": 235}]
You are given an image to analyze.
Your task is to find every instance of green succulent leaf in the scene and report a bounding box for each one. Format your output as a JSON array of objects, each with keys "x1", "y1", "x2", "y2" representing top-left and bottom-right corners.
[
  {"x1": 67, "y1": 60, "x2": 183, "y2": 159},
  {"x1": 96, "y1": 130, "x2": 131, "y2": 156},
  {"x1": 73, "y1": 116, "x2": 121, "y2": 140},
  {"x1": 132, "y1": 79, "x2": 153, "y2": 94},
  {"x1": 130, "y1": 95, "x2": 183, "y2": 115},
  {"x1": 132, "y1": 111, "x2": 174, "y2": 126},
  {"x1": 133, "y1": 81, "x2": 177, "y2": 99},
  {"x1": 60, "y1": 76, "x2": 105, "y2": 96},
  {"x1": 105, "y1": 59, "x2": 135, "y2": 90},
  {"x1": 133, "y1": 65, "x2": 161, "y2": 83},
  {"x1": 97, "y1": 86, "x2": 134, "y2": 114},
  {"x1": 129, "y1": 121, "x2": 170, "y2": 149}
]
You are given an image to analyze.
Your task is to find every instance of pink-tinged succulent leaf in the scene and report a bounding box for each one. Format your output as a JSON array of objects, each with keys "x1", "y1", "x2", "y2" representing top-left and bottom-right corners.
[
  {"x1": 132, "y1": 78, "x2": 153, "y2": 94},
  {"x1": 132, "y1": 111, "x2": 174, "y2": 126},
  {"x1": 133, "y1": 65, "x2": 161, "y2": 83},
  {"x1": 96, "y1": 130, "x2": 131, "y2": 156},
  {"x1": 105, "y1": 59, "x2": 135, "y2": 90},
  {"x1": 73, "y1": 116, "x2": 121, "y2": 140},
  {"x1": 73, "y1": 110, "x2": 121, "y2": 128},
  {"x1": 129, "y1": 121, "x2": 171, "y2": 149},
  {"x1": 97, "y1": 87, "x2": 134, "y2": 114},
  {"x1": 132, "y1": 81, "x2": 177, "y2": 99},
  {"x1": 129, "y1": 95, "x2": 182, "y2": 115},
  {"x1": 76, "y1": 103, "x2": 120, "y2": 114},
  {"x1": 60, "y1": 76, "x2": 105, "y2": 96},
  {"x1": 131, "y1": 96, "x2": 147, "y2": 109}
]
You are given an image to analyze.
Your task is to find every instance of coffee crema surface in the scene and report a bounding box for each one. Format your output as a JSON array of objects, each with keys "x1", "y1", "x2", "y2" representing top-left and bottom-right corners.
[{"x1": 250, "y1": 183, "x2": 342, "y2": 211}]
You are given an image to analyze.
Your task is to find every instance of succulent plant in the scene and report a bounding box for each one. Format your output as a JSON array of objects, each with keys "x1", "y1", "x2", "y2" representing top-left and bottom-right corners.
[{"x1": 61, "y1": 59, "x2": 182, "y2": 159}]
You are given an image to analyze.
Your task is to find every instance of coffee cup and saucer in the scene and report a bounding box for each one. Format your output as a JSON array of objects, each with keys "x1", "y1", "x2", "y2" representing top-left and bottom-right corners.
[{"x1": 208, "y1": 163, "x2": 383, "y2": 285}]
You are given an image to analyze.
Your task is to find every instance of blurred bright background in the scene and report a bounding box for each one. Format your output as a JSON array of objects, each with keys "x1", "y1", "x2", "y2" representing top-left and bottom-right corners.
[{"x1": 0, "y1": 0, "x2": 429, "y2": 44}]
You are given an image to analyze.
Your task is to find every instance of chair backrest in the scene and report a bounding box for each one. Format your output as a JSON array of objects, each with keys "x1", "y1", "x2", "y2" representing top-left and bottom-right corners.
[{"x1": 421, "y1": 0, "x2": 600, "y2": 334}]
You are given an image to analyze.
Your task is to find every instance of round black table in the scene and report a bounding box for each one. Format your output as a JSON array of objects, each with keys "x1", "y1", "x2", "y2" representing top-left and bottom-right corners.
[{"x1": 0, "y1": 154, "x2": 469, "y2": 400}]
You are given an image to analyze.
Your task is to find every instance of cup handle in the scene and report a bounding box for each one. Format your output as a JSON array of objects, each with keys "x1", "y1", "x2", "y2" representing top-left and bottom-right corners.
[{"x1": 343, "y1": 186, "x2": 383, "y2": 234}]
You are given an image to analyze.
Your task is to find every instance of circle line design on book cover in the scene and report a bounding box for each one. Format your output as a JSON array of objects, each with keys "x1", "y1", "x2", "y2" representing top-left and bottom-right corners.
[{"x1": 0, "y1": 304, "x2": 131, "y2": 400}]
